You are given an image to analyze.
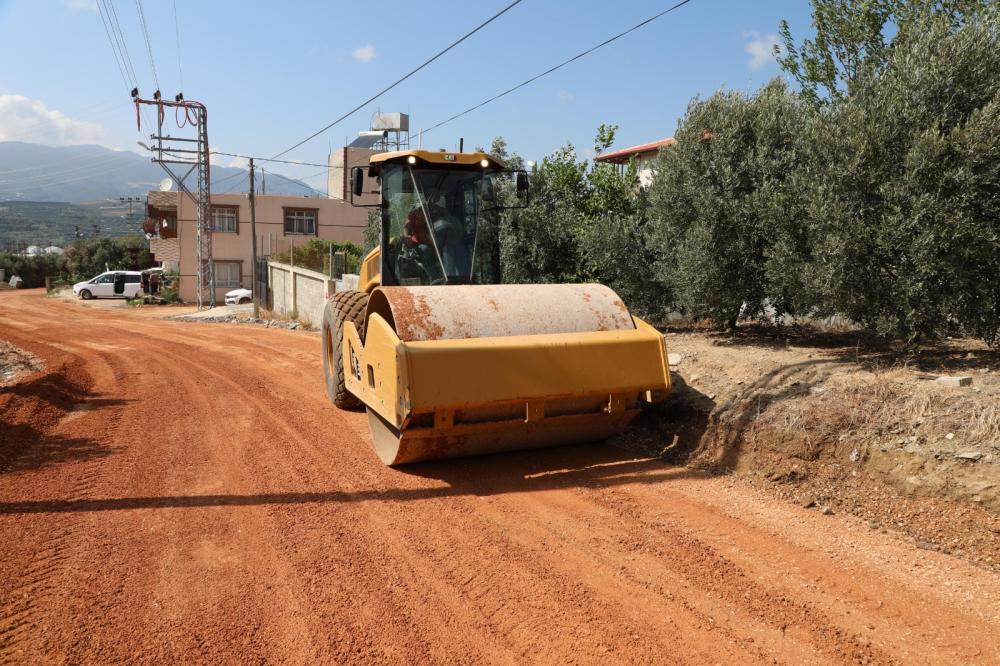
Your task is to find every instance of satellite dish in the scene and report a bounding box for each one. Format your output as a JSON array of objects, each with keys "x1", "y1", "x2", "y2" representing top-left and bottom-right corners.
[{"x1": 159, "y1": 178, "x2": 174, "y2": 192}]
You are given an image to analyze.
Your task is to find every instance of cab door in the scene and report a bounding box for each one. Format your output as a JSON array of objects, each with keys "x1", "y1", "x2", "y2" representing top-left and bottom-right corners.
[{"x1": 91, "y1": 273, "x2": 115, "y2": 297}]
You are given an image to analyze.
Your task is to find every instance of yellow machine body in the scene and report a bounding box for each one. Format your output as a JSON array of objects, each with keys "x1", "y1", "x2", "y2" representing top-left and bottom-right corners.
[
  {"x1": 327, "y1": 149, "x2": 672, "y2": 465},
  {"x1": 341, "y1": 283, "x2": 671, "y2": 465}
]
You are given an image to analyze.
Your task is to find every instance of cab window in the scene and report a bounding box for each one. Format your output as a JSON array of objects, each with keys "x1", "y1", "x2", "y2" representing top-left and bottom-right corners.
[{"x1": 382, "y1": 164, "x2": 483, "y2": 286}]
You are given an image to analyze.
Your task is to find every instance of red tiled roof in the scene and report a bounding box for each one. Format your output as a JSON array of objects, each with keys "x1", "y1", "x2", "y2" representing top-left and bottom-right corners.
[{"x1": 594, "y1": 137, "x2": 676, "y2": 164}]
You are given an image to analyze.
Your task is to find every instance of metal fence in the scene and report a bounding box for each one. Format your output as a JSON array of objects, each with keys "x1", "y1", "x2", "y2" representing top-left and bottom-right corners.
[{"x1": 269, "y1": 237, "x2": 361, "y2": 277}]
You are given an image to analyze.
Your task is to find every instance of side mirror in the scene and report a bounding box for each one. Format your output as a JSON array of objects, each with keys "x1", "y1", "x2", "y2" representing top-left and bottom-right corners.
[
  {"x1": 515, "y1": 171, "x2": 529, "y2": 199},
  {"x1": 351, "y1": 167, "x2": 365, "y2": 197}
]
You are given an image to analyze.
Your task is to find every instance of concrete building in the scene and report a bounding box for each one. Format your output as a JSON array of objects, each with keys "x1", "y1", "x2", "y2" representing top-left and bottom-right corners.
[
  {"x1": 593, "y1": 137, "x2": 676, "y2": 187},
  {"x1": 144, "y1": 190, "x2": 368, "y2": 303}
]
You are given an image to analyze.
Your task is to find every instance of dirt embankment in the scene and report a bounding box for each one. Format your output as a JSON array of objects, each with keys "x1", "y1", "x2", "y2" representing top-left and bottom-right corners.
[
  {"x1": 622, "y1": 326, "x2": 1000, "y2": 569},
  {"x1": 0, "y1": 340, "x2": 44, "y2": 388}
]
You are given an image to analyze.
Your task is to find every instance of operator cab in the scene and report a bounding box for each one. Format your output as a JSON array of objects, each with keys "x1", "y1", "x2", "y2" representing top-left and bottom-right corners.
[{"x1": 352, "y1": 150, "x2": 527, "y2": 287}]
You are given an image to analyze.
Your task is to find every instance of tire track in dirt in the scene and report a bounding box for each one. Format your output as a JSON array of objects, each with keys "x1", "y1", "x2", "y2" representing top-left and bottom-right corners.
[
  {"x1": 3, "y1": 291, "x2": 1000, "y2": 664},
  {"x1": 607, "y1": 479, "x2": 1000, "y2": 663},
  {"x1": 150, "y1": 345, "x2": 814, "y2": 663},
  {"x1": 146, "y1": 342, "x2": 698, "y2": 663},
  {"x1": 0, "y1": 335, "x2": 121, "y2": 662}
]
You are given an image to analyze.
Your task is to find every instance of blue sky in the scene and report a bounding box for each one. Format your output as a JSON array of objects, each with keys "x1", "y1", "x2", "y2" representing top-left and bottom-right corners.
[{"x1": 0, "y1": 0, "x2": 813, "y2": 191}]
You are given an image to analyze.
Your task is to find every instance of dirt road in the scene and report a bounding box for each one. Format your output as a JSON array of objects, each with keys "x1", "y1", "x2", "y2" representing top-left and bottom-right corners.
[{"x1": 2, "y1": 289, "x2": 999, "y2": 664}]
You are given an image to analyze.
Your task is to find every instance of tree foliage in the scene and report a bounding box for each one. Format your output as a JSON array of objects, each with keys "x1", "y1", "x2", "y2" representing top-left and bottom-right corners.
[
  {"x1": 63, "y1": 236, "x2": 154, "y2": 281},
  {"x1": 448, "y1": 4, "x2": 1000, "y2": 345},
  {"x1": 272, "y1": 238, "x2": 364, "y2": 275},
  {"x1": 0, "y1": 252, "x2": 66, "y2": 288},
  {"x1": 777, "y1": 0, "x2": 994, "y2": 104},
  {"x1": 648, "y1": 81, "x2": 808, "y2": 327},
  {"x1": 795, "y1": 12, "x2": 1000, "y2": 342},
  {"x1": 494, "y1": 125, "x2": 672, "y2": 317}
]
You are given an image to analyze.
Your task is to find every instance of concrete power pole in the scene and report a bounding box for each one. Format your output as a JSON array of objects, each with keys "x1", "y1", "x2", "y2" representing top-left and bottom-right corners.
[{"x1": 249, "y1": 158, "x2": 260, "y2": 319}]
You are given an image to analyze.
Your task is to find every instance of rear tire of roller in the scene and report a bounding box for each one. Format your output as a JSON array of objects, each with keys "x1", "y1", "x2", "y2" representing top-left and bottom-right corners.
[{"x1": 322, "y1": 289, "x2": 368, "y2": 410}]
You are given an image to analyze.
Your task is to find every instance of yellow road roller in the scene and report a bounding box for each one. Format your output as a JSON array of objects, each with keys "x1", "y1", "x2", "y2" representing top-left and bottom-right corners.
[{"x1": 322, "y1": 149, "x2": 671, "y2": 465}]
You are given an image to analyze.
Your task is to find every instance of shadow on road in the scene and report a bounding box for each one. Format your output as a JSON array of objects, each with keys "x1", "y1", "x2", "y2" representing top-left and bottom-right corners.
[
  {"x1": 1, "y1": 366, "x2": 128, "y2": 474},
  {"x1": 0, "y1": 443, "x2": 711, "y2": 515}
]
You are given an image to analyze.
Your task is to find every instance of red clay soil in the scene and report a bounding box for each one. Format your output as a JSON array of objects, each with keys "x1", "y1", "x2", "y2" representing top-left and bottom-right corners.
[{"x1": 1, "y1": 289, "x2": 999, "y2": 664}]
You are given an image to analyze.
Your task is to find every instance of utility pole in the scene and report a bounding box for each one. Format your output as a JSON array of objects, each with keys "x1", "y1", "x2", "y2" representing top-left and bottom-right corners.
[
  {"x1": 118, "y1": 196, "x2": 142, "y2": 216},
  {"x1": 133, "y1": 91, "x2": 215, "y2": 308},
  {"x1": 249, "y1": 158, "x2": 260, "y2": 319}
]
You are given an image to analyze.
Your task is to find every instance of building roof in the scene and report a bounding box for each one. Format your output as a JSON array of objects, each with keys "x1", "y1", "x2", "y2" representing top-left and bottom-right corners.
[
  {"x1": 594, "y1": 137, "x2": 676, "y2": 164},
  {"x1": 349, "y1": 134, "x2": 386, "y2": 149},
  {"x1": 147, "y1": 191, "x2": 178, "y2": 209}
]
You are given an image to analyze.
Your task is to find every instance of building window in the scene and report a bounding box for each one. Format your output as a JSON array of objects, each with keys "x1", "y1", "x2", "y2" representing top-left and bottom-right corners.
[
  {"x1": 284, "y1": 208, "x2": 317, "y2": 235},
  {"x1": 214, "y1": 261, "x2": 242, "y2": 288},
  {"x1": 211, "y1": 206, "x2": 239, "y2": 233}
]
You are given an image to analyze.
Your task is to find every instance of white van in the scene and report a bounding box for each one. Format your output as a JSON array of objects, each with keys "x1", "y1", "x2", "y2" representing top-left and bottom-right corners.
[{"x1": 72, "y1": 271, "x2": 144, "y2": 300}]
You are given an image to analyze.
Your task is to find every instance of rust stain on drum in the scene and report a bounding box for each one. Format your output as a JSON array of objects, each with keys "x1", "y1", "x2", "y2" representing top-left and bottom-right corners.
[
  {"x1": 377, "y1": 284, "x2": 634, "y2": 342},
  {"x1": 385, "y1": 288, "x2": 445, "y2": 341}
]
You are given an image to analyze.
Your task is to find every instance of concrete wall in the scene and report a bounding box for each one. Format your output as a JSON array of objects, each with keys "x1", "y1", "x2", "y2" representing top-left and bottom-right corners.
[
  {"x1": 168, "y1": 192, "x2": 368, "y2": 303},
  {"x1": 267, "y1": 260, "x2": 334, "y2": 328}
]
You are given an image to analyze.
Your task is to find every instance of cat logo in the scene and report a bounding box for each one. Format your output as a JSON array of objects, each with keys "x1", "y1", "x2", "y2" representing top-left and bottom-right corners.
[{"x1": 443, "y1": 154, "x2": 456, "y2": 161}]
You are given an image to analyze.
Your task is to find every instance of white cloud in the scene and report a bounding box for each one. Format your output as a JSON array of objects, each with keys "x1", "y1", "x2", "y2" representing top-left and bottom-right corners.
[
  {"x1": 0, "y1": 94, "x2": 107, "y2": 146},
  {"x1": 557, "y1": 90, "x2": 575, "y2": 104},
  {"x1": 744, "y1": 32, "x2": 780, "y2": 70},
  {"x1": 352, "y1": 44, "x2": 376, "y2": 63},
  {"x1": 65, "y1": 0, "x2": 98, "y2": 12}
]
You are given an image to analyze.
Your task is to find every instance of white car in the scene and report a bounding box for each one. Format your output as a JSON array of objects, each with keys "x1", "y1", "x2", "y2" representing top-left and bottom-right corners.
[
  {"x1": 225, "y1": 288, "x2": 253, "y2": 305},
  {"x1": 73, "y1": 271, "x2": 144, "y2": 300}
]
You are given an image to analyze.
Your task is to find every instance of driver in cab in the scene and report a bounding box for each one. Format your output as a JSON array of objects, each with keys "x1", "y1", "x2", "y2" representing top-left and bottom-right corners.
[{"x1": 402, "y1": 191, "x2": 469, "y2": 277}]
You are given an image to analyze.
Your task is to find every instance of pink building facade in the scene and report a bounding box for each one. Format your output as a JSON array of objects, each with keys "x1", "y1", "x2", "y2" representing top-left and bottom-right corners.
[{"x1": 146, "y1": 191, "x2": 368, "y2": 303}]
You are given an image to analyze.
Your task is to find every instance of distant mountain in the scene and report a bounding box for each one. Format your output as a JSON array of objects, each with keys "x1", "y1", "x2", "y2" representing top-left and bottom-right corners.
[{"x1": 0, "y1": 141, "x2": 321, "y2": 202}]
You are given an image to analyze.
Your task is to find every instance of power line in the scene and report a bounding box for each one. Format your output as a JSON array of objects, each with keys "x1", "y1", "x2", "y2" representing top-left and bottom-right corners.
[
  {"x1": 421, "y1": 0, "x2": 694, "y2": 137},
  {"x1": 98, "y1": 0, "x2": 155, "y2": 130},
  {"x1": 211, "y1": 151, "x2": 329, "y2": 169},
  {"x1": 172, "y1": 0, "x2": 184, "y2": 89},
  {"x1": 96, "y1": 0, "x2": 131, "y2": 90},
  {"x1": 135, "y1": 0, "x2": 160, "y2": 90},
  {"x1": 104, "y1": 0, "x2": 139, "y2": 86},
  {"x1": 269, "y1": 0, "x2": 525, "y2": 160},
  {"x1": 0, "y1": 153, "x2": 132, "y2": 185},
  {"x1": 212, "y1": 170, "x2": 248, "y2": 187},
  {"x1": 217, "y1": 173, "x2": 249, "y2": 194},
  {"x1": 281, "y1": 169, "x2": 330, "y2": 198},
  {"x1": 10, "y1": 162, "x2": 138, "y2": 191}
]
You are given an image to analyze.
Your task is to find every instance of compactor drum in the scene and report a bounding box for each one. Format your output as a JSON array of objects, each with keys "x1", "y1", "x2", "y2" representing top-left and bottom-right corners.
[{"x1": 322, "y1": 150, "x2": 672, "y2": 465}]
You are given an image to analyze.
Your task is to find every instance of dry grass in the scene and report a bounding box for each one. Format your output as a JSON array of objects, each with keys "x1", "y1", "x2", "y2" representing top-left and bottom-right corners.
[{"x1": 747, "y1": 364, "x2": 1000, "y2": 463}]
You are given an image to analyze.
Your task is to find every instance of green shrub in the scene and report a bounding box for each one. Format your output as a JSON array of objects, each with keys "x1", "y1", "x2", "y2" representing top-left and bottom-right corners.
[
  {"x1": 272, "y1": 238, "x2": 364, "y2": 275},
  {"x1": 647, "y1": 81, "x2": 808, "y2": 327},
  {"x1": 0, "y1": 252, "x2": 66, "y2": 288}
]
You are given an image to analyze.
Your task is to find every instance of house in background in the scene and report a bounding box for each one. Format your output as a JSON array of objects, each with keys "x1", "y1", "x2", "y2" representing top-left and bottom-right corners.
[
  {"x1": 144, "y1": 191, "x2": 368, "y2": 304},
  {"x1": 594, "y1": 137, "x2": 675, "y2": 187}
]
